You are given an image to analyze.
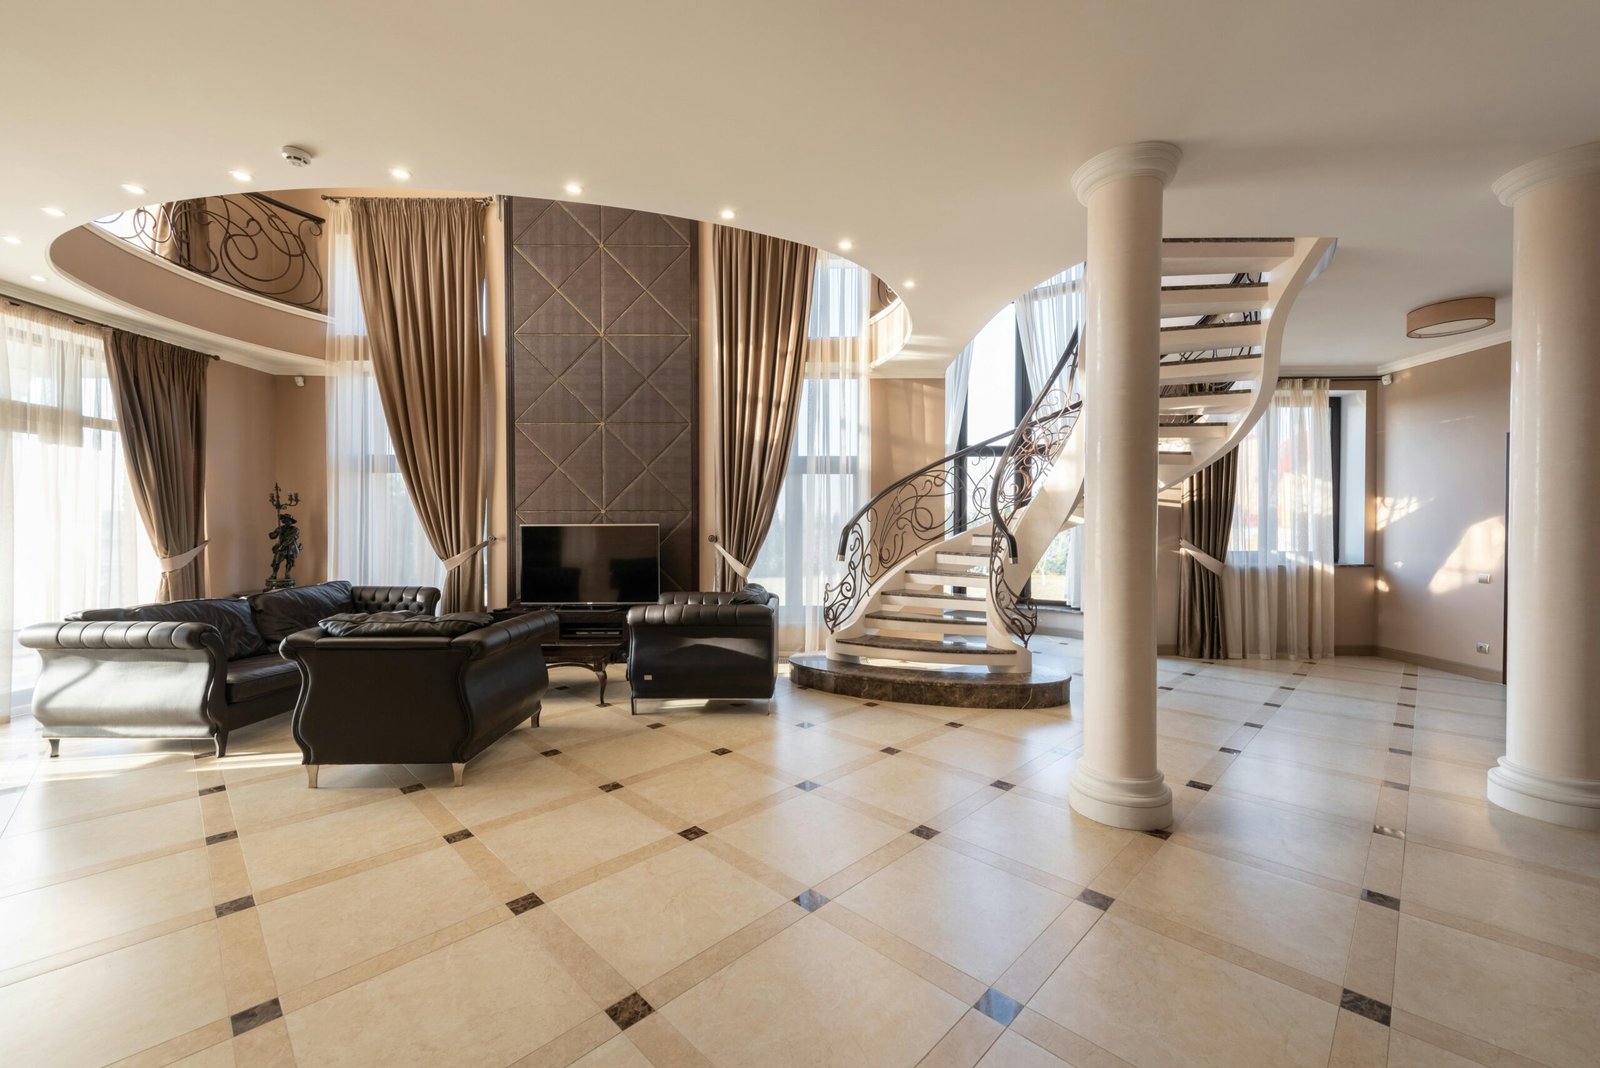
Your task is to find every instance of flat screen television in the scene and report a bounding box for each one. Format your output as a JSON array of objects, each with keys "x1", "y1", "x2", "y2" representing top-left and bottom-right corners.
[{"x1": 518, "y1": 523, "x2": 660, "y2": 605}]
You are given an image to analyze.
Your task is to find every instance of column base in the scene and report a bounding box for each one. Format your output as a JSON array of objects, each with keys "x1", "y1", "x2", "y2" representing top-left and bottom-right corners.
[
  {"x1": 1486, "y1": 757, "x2": 1600, "y2": 830},
  {"x1": 1069, "y1": 764, "x2": 1173, "y2": 831}
]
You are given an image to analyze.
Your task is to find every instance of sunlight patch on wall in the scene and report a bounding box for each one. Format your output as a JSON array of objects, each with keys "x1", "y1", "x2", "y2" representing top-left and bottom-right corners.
[{"x1": 1428, "y1": 517, "x2": 1506, "y2": 595}]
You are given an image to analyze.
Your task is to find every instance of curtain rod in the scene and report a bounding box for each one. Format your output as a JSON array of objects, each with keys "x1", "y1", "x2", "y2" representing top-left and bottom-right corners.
[
  {"x1": 321, "y1": 194, "x2": 496, "y2": 204},
  {"x1": 4, "y1": 297, "x2": 220, "y2": 359}
]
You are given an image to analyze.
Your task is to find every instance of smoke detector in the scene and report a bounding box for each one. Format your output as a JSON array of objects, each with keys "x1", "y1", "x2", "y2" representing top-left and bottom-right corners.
[{"x1": 280, "y1": 145, "x2": 314, "y2": 168}]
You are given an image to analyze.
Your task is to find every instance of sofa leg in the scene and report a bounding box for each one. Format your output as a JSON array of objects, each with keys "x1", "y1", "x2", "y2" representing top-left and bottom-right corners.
[
  {"x1": 213, "y1": 732, "x2": 229, "y2": 759},
  {"x1": 630, "y1": 696, "x2": 637, "y2": 716},
  {"x1": 528, "y1": 703, "x2": 542, "y2": 728},
  {"x1": 452, "y1": 762, "x2": 466, "y2": 787},
  {"x1": 47, "y1": 738, "x2": 60, "y2": 758},
  {"x1": 306, "y1": 765, "x2": 319, "y2": 789}
]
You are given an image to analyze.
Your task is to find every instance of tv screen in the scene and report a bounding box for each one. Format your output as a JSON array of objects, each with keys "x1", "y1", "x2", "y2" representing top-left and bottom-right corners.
[{"x1": 519, "y1": 524, "x2": 660, "y2": 605}]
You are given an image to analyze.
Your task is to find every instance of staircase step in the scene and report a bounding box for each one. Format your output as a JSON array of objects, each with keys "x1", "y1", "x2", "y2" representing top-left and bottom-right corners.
[
  {"x1": 935, "y1": 550, "x2": 991, "y2": 563},
  {"x1": 837, "y1": 634, "x2": 1016, "y2": 657},
  {"x1": 1160, "y1": 282, "x2": 1268, "y2": 317},
  {"x1": 1157, "y1": 423, "x2": 1233, "y2": 440},
  {"x1": 1162, "y1": 238, "x2": 1295, "y2": 275},
  {"x1": 1158, "y1": 321, "x2": 1265, "y2": 355},
  {"x1": 882, "y1": 588, "x2": 985, "y2": 608},
  {"x1": 865, "y1": 612, "x2": 988, "y2": 636},
  {"x1": 1159, "y1": 391, "x2": 1253, "y2": 414},
  {"x1": 905, "y1": 566, "x2": 987, "y2": 584},
  {"x1": 1159, "y1": 355, "x2": 1263, "y2": 386}
]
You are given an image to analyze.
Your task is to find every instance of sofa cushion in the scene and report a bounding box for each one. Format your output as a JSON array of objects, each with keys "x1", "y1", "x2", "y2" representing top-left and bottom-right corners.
[
  {"x1": 318, "y1": 611, "x2": 492, "y2": 638},
  {"x1": 250, "y1": 581, "x2": 354, "y2": 643},
  {"x1": 106, "y1": 598, "x2": 266, "y2": 660},
  {"x1": 224, "y1": 654, "x2": 299, "y2": 704},
  {"x1": 729, "y1": 583, "x2": 775, "y2": 606}
]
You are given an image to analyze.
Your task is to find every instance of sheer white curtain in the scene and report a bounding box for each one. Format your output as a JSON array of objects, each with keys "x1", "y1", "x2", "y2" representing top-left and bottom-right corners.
[
  {"x1": 944, "y1": 344, "x2": 972, "y2": 456},
  {"x1": 750, "y1": 252, "x2": 870, "y2": 653},
  {"x1": 324, "y1": 203, "x2": 444, "y2": 590},
  {"x1": 1222, "y1": 378, "x2": 1336, "y2": 659},
  {"x1": 2, "y1": 304, "x2": 157, "y2": 717}
]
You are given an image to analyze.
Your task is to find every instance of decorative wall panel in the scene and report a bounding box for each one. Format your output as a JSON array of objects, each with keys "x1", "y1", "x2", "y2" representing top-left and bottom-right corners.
[{"x1": 506, "y1": 198, "x2": 698, "y2": 596}]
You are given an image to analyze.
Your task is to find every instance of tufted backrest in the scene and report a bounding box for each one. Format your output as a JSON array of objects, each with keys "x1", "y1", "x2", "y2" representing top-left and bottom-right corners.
[{"x1": 351, "y1": 586, "x2": 442, "y2": 615}]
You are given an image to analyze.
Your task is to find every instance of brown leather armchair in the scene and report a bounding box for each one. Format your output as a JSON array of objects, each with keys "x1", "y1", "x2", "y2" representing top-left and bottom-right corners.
[
  {"x1": 625, "y1": 589, "x2": 778, "y2": 714},
  {"x1": 281, "y1": 610, "x2": 559, "y2": 786}
]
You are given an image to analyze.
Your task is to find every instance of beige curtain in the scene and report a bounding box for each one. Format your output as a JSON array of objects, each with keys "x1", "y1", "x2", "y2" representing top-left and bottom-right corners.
[
  {"x1": 1177, "y1": 448, "x2": 1237, "y2": 658},
  {"x1": 103, "y1": 331, "x2": 210, "y2": 601},
  {"x1": 346, "y1": 197, "x2": 491, "y2": 612},
  {"x1": 710, "y1": 227, "x2": 817, "y2": 590}
]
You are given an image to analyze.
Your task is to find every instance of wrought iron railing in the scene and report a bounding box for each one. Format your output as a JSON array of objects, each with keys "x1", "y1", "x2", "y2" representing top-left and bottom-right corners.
[
  {"x1": 93, "y1": 193, "x2": 325, "y2": 312},
  {"x1": 988, "y1": 330, "x2": 1082, "y2": 645}
]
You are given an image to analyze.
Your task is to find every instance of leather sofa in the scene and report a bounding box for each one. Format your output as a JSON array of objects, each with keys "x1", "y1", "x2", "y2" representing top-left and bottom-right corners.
[
  {"x1": 281, "y1": 610, "x2": 559, "y2": 787},
  {"x1": 625, "y1": 588, "x2": 779, "y2": 714},
  {"x1": 20, "y1": 582, "x2": 438, "y2": 757}
]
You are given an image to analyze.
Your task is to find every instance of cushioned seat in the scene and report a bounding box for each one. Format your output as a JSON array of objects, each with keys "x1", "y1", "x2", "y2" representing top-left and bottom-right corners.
[{"x1": 224, "y1": 655, "x2": 300, "y2": 704}]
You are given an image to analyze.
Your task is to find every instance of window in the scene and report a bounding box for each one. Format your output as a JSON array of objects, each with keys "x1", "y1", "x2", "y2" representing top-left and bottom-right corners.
[
  {"x1": 2, "y1": 306, "x2": 158, "y2": 712},
  {"x1": 1331, "y1": 391, "x2": 1367, "y2": 565}
]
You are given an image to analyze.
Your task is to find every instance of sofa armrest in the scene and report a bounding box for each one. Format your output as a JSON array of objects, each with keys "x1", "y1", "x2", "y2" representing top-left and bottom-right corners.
[
  {"x1": 20, "y1": 620, "x2": 228, "y2": 658},
  {"x1": 350, "y1": 585, "x2": 441, "y2": 615},
  {"x1": 627, "y1": 603, "x2": 775, "y2": 628},
  {"x1": 453, "y1": 611, "x2": 558, "y2": 659}
]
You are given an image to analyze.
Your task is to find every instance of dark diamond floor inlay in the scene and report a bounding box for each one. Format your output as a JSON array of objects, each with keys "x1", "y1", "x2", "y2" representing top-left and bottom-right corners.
[
  {"x1": 1146, "y1": 828, "x2": 1172, "y2": 840},
  {"x1": 1219, "y1": 747, "x2": 1241, "y2": 754},
  {"x1": 1389, "y1": 747, "x2": 1413, "y2": 756},
  {"x1": 1077, "y1": 889, "x2": 1115, "y2": 911},
  {"x1": 541, "y1": 748, "x2": 562, "y2": 757},
  {"x1": 945, "y1": 721, "x2": 964, "y2": 728},
  {"x1": 198, "y1": 784, "x2": 226, "y2": 796},
  {"x1": 506, "y1": 892, "x2": 544, "y2": 915},
  {"x1": 991, "y1": 780, "x2": 1015, "y2": 791},
  {"x1": 1244, "y1": 721, "x2": 1265, "y2": 729},
  {"x1": 1186, "y1": 780, "x2": 1213, "y2": 791},
  {"x1": 444, "y1": 829, "x2": 474, "y2": 844},
  {"x1": 1374, "y1": 824, "x2": 1406, "y2": 840},
  {"x1": 214, "y1": 895, "x2": 255, "y2": 918},
  {"x1": 1361, "y1": 889, "x2": 1401, "y2": 911},
  {"x1": 1383, "y1": 780, "x2": 1411, "y2": 792},
  {"x1": 679, "y1": 826, "x2": 708, "y2": 841},
  {"x1": 399, "y1": 783, "x2": 426, "y2": 794},
  {"x1": 646, "y1": 722, "x2": 665, "y2": 729},
  {"x1": 796, "y1": 780, "x2": 821, "y2": 792},
  {"x1": 1263, "y1": 701, "x2": 1282, "y2": 708},
  {"x1": 881, "y1": 746, "x2": 901, "y2": 755},
  {"x1": 798, "y1": 722, "x2": 816, "y2": 729},
  {"x1": 231, "y1": 998, "x2": 283, "y2": 1037},
  {"x1": 599, "y1": 782, "x2": 624, "y2": 792},
  {"x1": 1340, "y1": 989, "x2": 1392, "y2": 1026},
  {"x1": 711, "y1": 747, "x2": 733, "y2": 756},
  {"x1": 794, "y1": 889, "x2": 829, "y2": 912},
  {"x1": 974, "y1": 987, "x2": 1023, "y2": 1026},
  {"x1": 205, "y1": 830, "x2": 238, "y2": 846},
  {"x1": 910, "y1": 825, "x2": 940, "y2": 840},
  {"x1": 606, "y1": 992, "x2": 654, "y2": 1031},
  {"x1": 1393, "y1": 721, "x2": 1415, "y2": 729}
]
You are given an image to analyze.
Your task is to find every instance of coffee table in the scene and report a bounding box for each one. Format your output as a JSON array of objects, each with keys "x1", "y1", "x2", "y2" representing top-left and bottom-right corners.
[{"x1": 541, "y1": 639, "x2": 624, "y2": 706}]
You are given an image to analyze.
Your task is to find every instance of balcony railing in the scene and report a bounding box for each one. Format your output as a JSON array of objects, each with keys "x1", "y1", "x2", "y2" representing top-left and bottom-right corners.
[{"x1": 94, "y1": 193, "x2": 326, "y2": 312}]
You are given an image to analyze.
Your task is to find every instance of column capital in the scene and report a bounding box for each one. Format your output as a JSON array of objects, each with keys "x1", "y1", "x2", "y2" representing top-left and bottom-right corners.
[
  {"x1": 1493, "y1": 141, "x2": 1600, "y2": 207},
  {"x1": 1071, "y1": 142, "x2": 1182, "y2": 205}
]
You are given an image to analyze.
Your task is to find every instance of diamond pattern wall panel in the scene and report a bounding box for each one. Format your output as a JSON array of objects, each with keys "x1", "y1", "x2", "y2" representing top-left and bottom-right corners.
[{"x1": 507, "y1": 198, "x2": 698, "y2": 595}]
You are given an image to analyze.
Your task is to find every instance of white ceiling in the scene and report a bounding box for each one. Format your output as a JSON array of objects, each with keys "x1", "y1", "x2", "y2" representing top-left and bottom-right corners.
[{"x1": 2, "y1": 1, "x2": 1596, "y2": 374}]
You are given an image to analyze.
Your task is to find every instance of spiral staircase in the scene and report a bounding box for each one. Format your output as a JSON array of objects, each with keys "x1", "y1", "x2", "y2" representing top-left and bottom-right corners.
[{"x1": 801, "y1": 236, "x2": 1335, "y2": 699}]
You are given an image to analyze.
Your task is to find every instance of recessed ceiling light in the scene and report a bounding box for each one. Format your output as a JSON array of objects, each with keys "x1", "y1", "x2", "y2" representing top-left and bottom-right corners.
[
  {"x1": 229, "y1": 169, "x2": 252, "y2": 183},
  {"x1": 29, "y1": 274, "x2": 47, "y2": 283},
  {"x1": 837, "y1": 239, "x2": 853, "y2": 251},
  {"x1": 121, "y1": 183, "x2": 146, "y2": 196},
  {"x1": 720, "y1": 208, "x2": 736, "y2": 220},
  {"x1": 42, "y1": 206, "x2": 65, "y2": 218},
  {"x1": 1, "y1": 235, "x2": 20, "y2": 246},
  {"x1": 390, "y1": 167, "x2": 412, "y2": 181},
  {"x1": 903, "y1": 280, "x2": 915, "y2": 289},
  {"x1": 564, "y1": 182, "x2": 583, "y2": 196}
]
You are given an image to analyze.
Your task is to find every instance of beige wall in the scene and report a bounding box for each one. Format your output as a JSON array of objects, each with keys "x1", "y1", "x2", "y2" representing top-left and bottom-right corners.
[
  {"x1": 205, "y1": 361, "x2": 278, "y2": 595},
  {"x1": 868, "y1": 378, "x2": 944, "y2": 494},
  {"x1": 1375, "y1": 342, "x2": 1510, "y2": 679}
]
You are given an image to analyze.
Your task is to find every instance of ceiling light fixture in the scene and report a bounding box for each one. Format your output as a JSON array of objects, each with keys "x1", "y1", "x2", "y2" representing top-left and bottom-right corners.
[
  {"x1": 121, "y1": 183, "x2": 146, "y2": 196},
  {"x1": 2, "y1": 235, "x2": 20, "y2": 246},
  {"x1": 564, "y1": 182, "x2": 583, "y2": 196},
  {"x1": 42, "y1": 206, "x2": 65, "y2": 218},
  {"x1": 903, "y1": 280, "x2": 915, "y2": 289},
  {"x1": 1406, "y1": 296, "x2": 1496, "y2": 339},
  {"x1": 29, "y1": 274, "x2": 46, "y2": 283},
  {"x1": 837, "y1": 239, "x2": 853, "y2": 251},
  {"x1": 390, "y1": 167, "x2": 412, "y2": 181},
  {"x1": 229, "y1": 169, "x2": 252, "y2": 183},
  {"x1": 720, "y1": 208, "x2": 736, "y2": 220}
]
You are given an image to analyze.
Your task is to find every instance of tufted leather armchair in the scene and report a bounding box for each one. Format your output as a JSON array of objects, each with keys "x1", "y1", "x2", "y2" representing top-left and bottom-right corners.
[{"x1": 625, "y1": 589, "x2": 778, "y2": 714}]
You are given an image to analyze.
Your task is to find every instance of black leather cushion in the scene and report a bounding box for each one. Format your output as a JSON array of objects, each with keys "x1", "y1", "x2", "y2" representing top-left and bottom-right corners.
[
  {"x1": 224, "y1": 654, "x2": 299, "y2": 703},
  {"x1": 115, "y1": 598, "x2": 265, "y2": 660},
  {"x1": 250, "y1": 581, "x2": 354, "y2": 643},
  {"x1": 318, "y1": 611, "x2": 491, "y2": 638},
  {"x1": 729, "y1": 583, "x2": 774, "y2": 605}
]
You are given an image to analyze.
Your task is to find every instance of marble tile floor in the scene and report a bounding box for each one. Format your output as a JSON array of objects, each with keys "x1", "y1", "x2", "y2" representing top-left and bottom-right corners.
[{"x1": 1, "y1": 640, "x2": 1594, "y2": 1067}]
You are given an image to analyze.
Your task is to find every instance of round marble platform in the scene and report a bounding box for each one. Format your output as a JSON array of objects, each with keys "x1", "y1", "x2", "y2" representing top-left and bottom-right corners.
[{"x1": 788, "y1": 654, "x2": 1072, "y2": 709}]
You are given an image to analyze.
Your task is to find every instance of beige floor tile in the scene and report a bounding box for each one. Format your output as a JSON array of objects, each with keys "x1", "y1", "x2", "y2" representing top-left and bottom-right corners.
[
  {"x1": 623, "y1": 758, "x2": 789, "y2": 826},
  {"x1": 1031, "y1": 915, "x2": 1337, "y2": 1068},
  {"x1": 225, "y1": 765, "x2": 396, "y2": 832},
  {"x1": 1176, "y1": 793, "x2": 1371, "y2": 885},
  {"x1": 257, "y1": 844, "x2": 500, "y2": 992},
  {"x1": 975, "y1": 1030, "x2": 1073, "y2": 1068},
  {"x1": 240, "y1": 794, "x2": 440, "y2": 891},
  {"x1": 1401, "y1": 842, "x2": 1600, "y2": 959},
  {"x1": 1263, "y1": 707, "x2": 1398, "y2": 749},
  {"x1": 1119, "y1": 842, "x2": 1357, "y2": 983},
  {"x1": 1384, "y1": 1031, "x2": 1487, "y2": 1067},
  {"x1": 565, "y1": 730, "x2": 712, "y2": 781},
  {"x1": 0, "y1": 922, "x2": 227, "y2": 1067},
  {"x1": 528, "y1": 706, "x2": 649, "y2": 750},
  {"x1": 647, "y1": 709, "x2": 780, "y2": 749},
  {"x1": 1406, "y1": 791, "x2": 1600, "y2": 881},
  {"x1": 1017, "y1": 752, "x2": 1080, "y2": 800},
  {"x1": 1155, "y1": 736, "x2": 1230, "y2": 783},
  {"x1": 0, "y1": 795, "x2": 202, "y2": 894},
  {"x1": 837, "y1": 841, "x2": 1069, "y2": 982},
  {"x1": 476, "y1": 794, "x2": 674, "y2": 889},
  {"x1": 908, "y1": 729, "x2": 1054, "y2": 780},
  {"x1": 1244, "y1": 729, "x2": 1391, "y2": 779},
  {"x1": 1394, "y1": 914, "x2": 1600, "y2": 1068},
  {"x1": 0, "y1": 846, "x2": 212, "y2": 973},
  {"x1": 735, "y1": 728, "x2": 876, "y2": 780},
  {"x1": 6, "y1": 757, "x2": 200, "y2": 834},
  {"x1": 969, "y1": 708, "x2": 1080, "y2": 749},
  {"x1": 570, "y1": 1034, "x2": 655, "y2": 1068},
  {"x1": 166, "y1": 1038, "x2": 239, "y2": 1067},
  {"x1": 551, "y1": 843, "x2": 783, "y2": 987},
  {"x1": 1153, "y1": 705, "x2": 1247, "y2": 747},
  {"x1": 284, "y1": 920, "x2": 597, "y2": 1066},
  {"x1": 713, "y1": 792, "x2": 904, "y2": 887},
  {"x1": 1214, "y1": 753, "x2": 1381, "y2": 822},
  {"x1": 423, "y1": 755, "x2": 596, "y2": 827},
  {"x1": 1408, "y1": 758, "x2": 1487, "y2": 801},
  {"x1": 829, "y1": 755, "x2": 989, "y2": 823},
  {"x1": 1408, "y1": 731, "x2": 1503, "y2": 768},
  {"x1": 1172, "y1": 675, "x2": 1283, "y2": 705},
  {"x1": 948, "y1": 790, "x2": 1133, "y2": 886},
  {"x1": 826, "y1": 706, "x2": 944, "y2": 746},
  {"x1": 661, "y1": 915, "x2": 967, "y2": 1068}
]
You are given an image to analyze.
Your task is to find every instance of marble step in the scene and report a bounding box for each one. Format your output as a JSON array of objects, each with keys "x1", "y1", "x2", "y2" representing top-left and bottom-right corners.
[
  {"x1": 836, "y1": 634, "x2": 1018, "y2": 664},
  {"x1": 864, "y1": 611, "x2": 988, "y2": 636}
]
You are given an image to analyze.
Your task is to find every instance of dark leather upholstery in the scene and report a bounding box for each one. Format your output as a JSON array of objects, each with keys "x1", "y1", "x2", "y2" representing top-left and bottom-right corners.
[
  {"x1": 282, "y1": 611, "x2": 558, "y2": 776},
  {"x1": 248, "y1": 581, "x2": 356, "y2": 643},
  {"x1": 319, "y1": 611, "x2": 488, "y2": 637},
  {"x1": 351, "y1": 586, "x2": 442, "y2": 615},
  {"x1": 23, "y1": 582, "x2": 442, "y2": 757},
  {"x1": 626, "y1": 590, "x2": 778, "y2": 708}
]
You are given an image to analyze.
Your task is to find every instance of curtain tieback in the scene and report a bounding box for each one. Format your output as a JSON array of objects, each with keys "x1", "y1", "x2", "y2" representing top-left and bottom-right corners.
[
  {"x1": 442, "y1": 537, "x2": 495, "y2": 571},
  {"x1": 159, "y1": 540, "x2": 209, "y2": 573},
  {"x1": 1178, "y1": 538, "x2": 1225, "y2": 576},
  {"x1": 708, "y1": 536, "x2": 751, "y2": 580}
]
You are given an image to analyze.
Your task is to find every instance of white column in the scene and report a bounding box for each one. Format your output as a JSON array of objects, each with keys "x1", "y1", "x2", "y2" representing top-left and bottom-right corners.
[
  {"x1": 1068, "y1": 142, "x2": 1181, "y2": 831},
  {"x1": 1488, "y1": 142, "x2": 1600, "y2": 829}
]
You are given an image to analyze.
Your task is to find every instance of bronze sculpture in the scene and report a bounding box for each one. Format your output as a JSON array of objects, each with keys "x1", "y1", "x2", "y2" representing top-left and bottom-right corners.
[{"x1": 266, "y1": 483, "x2": 302, "y2": 590}]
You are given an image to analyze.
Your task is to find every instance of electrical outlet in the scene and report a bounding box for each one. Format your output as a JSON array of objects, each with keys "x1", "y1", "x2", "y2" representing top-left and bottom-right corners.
[
  {"x1": 1477, "y1": 572, "x2": 1492, "y2": 584},
  {"x1": 1476, "y1": 642, "x2": 1491, "y2": 654}
]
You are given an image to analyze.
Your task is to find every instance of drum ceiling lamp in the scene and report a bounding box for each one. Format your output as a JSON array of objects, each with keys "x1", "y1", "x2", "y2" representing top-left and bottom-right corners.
[{"x1": 1406, "y1": 296, "x2": 1496, "y2": 338}]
